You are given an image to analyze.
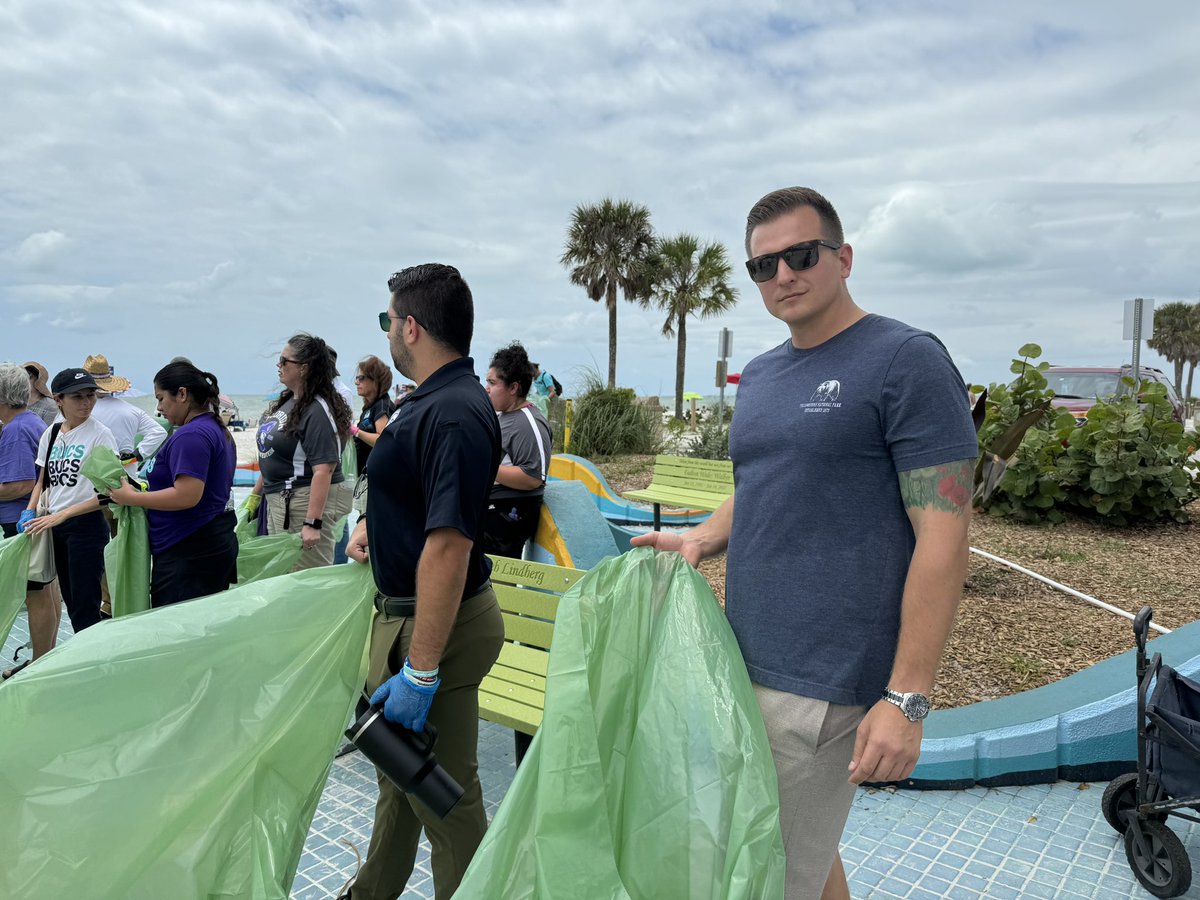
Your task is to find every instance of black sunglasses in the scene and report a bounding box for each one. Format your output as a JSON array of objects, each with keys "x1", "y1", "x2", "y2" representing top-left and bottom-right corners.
[{"x1": 745, "y1": 240, "x2": 842, "y2": 283}]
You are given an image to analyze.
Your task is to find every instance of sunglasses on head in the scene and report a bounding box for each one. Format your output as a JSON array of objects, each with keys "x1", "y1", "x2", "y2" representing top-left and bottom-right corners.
[{"x1": 745, "y1": 239, "x2": 842, "y2": 283}]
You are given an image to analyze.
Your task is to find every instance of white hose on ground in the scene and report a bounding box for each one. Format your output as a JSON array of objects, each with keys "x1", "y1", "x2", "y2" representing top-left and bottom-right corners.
[{"x1": 969, "y1": 547, "x2": 1172, "y2": 635}]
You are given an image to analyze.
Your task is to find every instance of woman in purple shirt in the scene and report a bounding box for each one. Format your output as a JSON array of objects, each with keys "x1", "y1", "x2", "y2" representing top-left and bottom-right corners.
[{"x1": 110, "y1": 361, "x2": 237, "y2": 607}]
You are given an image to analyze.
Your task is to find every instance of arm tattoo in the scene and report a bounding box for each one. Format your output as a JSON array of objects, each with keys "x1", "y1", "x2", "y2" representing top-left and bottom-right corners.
[{"x1": 898, "y1": 459, "x2": 974, "y2": 514}]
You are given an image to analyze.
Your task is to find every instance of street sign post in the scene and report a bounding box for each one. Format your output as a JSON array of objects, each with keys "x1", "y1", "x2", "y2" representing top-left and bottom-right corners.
[
  {"x1": 716, "y1": 328, "x2": 732, "y2": 425},
  {"x1": 1124, "y1": 298, "x2": 1155, "y2": 383}
]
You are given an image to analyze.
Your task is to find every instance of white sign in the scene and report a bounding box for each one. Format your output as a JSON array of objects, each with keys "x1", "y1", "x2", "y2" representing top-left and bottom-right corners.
[{"x1": 1123, "y1": 298, "x2": 1155, "y2": 341}]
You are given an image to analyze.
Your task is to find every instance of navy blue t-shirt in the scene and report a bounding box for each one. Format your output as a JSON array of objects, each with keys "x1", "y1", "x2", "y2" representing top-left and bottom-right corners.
[
  {"x1": 365, "y1": 358, "x2": 501, "y2": 600},
  {"x1": 726, "y1": 315, "x2": 979, "y2": 706}
]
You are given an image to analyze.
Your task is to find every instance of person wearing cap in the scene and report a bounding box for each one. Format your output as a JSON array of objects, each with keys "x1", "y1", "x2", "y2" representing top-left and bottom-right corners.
[
  {"x1": 22, "y1": 361, "x2": 59, "y2": 426},
  {"x1": 0, "y1": 363, "x2": 54, "y2": 679},
  {"x1": 81, "y1": 353, "x2": 167, "y2": 475},
  {"x1": 23, "y1": 368, "x2": 119, "y2": 634}
]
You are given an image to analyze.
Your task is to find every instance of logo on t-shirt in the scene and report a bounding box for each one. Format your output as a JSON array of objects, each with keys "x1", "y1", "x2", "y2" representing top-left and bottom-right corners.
[
  {"x1": 257, "y1": 412, "x2": 287, "y2": 458},
  {"x1": 810, "y1": 380, "x2": 841, "y2": 402},
  {"x1": 799, "y1": 378, "x2": 844, "y2": 414}
]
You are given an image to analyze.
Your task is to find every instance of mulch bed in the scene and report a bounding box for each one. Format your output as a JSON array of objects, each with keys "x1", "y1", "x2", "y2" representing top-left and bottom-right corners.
[{"x1": 593, "y1": 455, "x2": 1200, "y2": 709}]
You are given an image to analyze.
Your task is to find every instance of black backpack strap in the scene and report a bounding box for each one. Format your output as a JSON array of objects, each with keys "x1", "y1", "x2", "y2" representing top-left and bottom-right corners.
[{"x1": 40, "y1": 422, "x2": 63, "y2": 491}]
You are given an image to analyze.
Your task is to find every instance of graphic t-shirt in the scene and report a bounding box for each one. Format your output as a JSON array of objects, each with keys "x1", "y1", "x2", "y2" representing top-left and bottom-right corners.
[
  {"x1": 0, "y1": 410, "x2": 47, "y2": 523},
  {"x1": 256, "y1": 396, "x2": 345, "y2": 494},
  {"x1": 491, "y1": 404, "x2": 551, "y2": 501},
  {"x1": 34, "y1": 417, "x2": 119, "y2": 515},
  {"x1": 147, "y1": 414, "x2": 237, "y2": 553},
  {"x1": 725, "y1": 315, "x2": 979, "y2": 707},
  {"x1": 355, "y1": 395, "x2": 396, "y2": 473}
]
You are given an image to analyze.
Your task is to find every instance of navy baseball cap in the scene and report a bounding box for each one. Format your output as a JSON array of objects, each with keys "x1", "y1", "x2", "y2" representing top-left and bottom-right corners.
[{"x1": 50, "y1": 368, "x2": 101, "y2": 395}]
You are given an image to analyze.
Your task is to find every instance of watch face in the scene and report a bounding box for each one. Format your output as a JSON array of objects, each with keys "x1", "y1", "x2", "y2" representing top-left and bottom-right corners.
[{"x1": 903, "y1": 693, "x2": 930, "y2": 720}]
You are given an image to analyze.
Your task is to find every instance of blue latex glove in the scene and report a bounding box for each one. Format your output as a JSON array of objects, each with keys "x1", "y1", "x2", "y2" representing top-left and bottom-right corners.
[
  {"x1": 370, "y1": 658, "x2": 440, "y2": 732},
  {"x1": 16, "y1": 509, "x2": 36, "y2": 534}
]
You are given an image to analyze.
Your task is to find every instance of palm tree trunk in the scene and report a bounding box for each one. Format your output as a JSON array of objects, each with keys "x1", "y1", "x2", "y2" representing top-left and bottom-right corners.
[
  {"x1": 1186, "y1": 361, "x2": 1196, "y2": 419},
  {"x1": 675, "y1": 311, "x2": 687, "y2": 420},
  {"x1": 1174, "y1": 360, "x2": 1184, "y2": 397},
  {"x1": 606, "y1": 282, "x2": 618, "y2": 388}
]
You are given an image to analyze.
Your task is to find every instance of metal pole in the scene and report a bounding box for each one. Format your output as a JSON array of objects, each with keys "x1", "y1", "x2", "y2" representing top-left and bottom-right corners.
[{"x1": 1131, "y1": 297, "x2": 1143, "y2": 384}]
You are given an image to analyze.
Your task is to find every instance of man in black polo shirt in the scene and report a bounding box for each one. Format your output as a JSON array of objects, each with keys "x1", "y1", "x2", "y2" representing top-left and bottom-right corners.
[{"x1": 344, "y1": 264, "x2": 503, "y2": 900}]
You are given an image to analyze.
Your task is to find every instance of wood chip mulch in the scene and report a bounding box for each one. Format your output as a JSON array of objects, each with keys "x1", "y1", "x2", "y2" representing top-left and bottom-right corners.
[{"x1": 593, "y1": 455, "x2": 1199, "y2": 709}]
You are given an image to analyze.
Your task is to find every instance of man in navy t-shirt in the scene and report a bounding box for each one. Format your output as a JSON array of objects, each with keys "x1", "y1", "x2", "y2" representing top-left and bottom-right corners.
[{"x1": 634, "y1": 187, "x2": 978, "y2": 899}]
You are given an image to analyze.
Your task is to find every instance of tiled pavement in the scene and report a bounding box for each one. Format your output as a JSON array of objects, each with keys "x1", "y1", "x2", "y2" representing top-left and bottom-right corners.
[{"x1": 6, "y1": 612, "x2": 1198, "y2": 898}]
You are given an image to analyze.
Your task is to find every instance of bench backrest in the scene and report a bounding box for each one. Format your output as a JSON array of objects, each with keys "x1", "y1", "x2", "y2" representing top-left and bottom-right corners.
[
  {"x1": 481, "y1": 555, "x2": 586, "y2": 734},
  {"x1": 649, "y1": 455, "x2": 733, "y2": 496}
]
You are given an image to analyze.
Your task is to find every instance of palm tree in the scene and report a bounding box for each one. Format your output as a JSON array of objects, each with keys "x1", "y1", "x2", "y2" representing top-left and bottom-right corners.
[
  {"x1": 560, "y1": 199, "x2": 655, "y2": 387},
  {"x1": 1178, "y1": 301, "x2": 1200, "y2": 416},
  {"x1": 645, "y1": 234, "x2": 738, "y2": 420},
  {"x1": 1147, "y1": 301, "x2": 1199, "y2": 396}
]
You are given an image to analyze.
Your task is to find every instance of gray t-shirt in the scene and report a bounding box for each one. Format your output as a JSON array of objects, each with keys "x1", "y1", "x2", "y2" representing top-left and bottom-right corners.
[
  {"x1": 726, "y1": 315, "x2": 979, "y2": 706},
  {"x1": 491, "y1": 404, "x2": 551, "y2": 500},
  {"x1": 256, "y1": 396, "x2": 345, "y2": 494}
]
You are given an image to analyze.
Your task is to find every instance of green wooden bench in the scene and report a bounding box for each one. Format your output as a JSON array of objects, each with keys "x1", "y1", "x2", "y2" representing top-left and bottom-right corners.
[
  {"x1": 622, "y1": 454, "x2": 734, "y2": 529},
  {"x1": 478, "y1": 555, "x2": 585, "y2": 736}
]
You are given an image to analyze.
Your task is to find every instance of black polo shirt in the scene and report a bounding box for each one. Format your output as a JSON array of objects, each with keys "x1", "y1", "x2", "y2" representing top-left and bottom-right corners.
[{"x1": 365, "y1": 356, "x2": 501, "y2": 600}]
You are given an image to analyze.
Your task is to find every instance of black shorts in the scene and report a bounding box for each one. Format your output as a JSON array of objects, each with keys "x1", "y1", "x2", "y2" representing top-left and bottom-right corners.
[
  {"x1": 1, "y1": 520, "x2": 52, "y2": 591},
  {"x1": 481, "y1": 495, "x2": 543, "y2": 560}
]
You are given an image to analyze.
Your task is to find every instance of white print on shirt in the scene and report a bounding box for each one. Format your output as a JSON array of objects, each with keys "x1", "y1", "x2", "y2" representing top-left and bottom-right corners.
[
  {"x1": 810, "y1": 380, "x2": 841, "y2": 402},
  {"x1": 797, "y1": 378, "x2": 845, "y2": 414}
]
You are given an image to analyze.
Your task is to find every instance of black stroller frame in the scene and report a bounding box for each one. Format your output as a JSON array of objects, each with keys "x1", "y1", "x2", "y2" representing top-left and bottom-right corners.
[{"x1": 1101, "y1": 605, "x2": 1200, "y2": 898}]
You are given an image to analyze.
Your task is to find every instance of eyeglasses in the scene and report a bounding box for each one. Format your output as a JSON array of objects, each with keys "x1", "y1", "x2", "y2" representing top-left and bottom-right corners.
[
  {"x1": 278, "y1": 356, "x2": 300, "y2": 367},
  {"x1": 354, "y1": 374, "x2": 371, "y2": 382},
  {"x1": 745, "y1": 240, "x2": 842, "y2": 283}
]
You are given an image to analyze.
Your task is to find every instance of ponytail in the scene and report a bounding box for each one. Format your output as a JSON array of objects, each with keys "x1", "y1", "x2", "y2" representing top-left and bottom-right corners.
[{"x1": 154, "y1": 361, "x2": 234, "y2": 444}]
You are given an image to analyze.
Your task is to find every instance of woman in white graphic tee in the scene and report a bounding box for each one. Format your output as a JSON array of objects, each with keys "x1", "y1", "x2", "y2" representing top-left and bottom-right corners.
[{"x1": 24, "y1": 368, "x2": 119, "y2": 634}]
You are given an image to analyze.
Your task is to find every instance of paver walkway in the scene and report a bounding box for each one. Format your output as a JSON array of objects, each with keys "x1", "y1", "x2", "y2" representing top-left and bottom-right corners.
[{"x1": 5, "y1": 612, "x2": 1198, "y2": 898}]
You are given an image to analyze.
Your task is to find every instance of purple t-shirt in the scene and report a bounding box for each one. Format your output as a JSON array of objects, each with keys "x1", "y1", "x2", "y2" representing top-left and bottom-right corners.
[
  {"x1": 0, "y1": 410, "x2": 48, "y2": 523},
  {"x1": 146, "y1": 414, "x2": 236, "y2": 553}
]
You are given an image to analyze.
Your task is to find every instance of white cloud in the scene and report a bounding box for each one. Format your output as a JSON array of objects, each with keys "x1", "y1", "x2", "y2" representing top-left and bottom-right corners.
[{"x1": 1, "y1": 0, "x2": 1199, "y2": 394}]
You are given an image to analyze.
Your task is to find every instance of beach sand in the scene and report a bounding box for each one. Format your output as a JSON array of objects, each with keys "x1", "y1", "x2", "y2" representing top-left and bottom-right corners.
[{"x1": 232, "y1": 430, "x2": 258, "y2": 466}]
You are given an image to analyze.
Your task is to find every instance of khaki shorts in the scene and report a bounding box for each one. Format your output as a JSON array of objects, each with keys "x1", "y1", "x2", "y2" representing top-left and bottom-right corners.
[{"x1": 755, "y1": 684, "x2": 867, "y2": 900}]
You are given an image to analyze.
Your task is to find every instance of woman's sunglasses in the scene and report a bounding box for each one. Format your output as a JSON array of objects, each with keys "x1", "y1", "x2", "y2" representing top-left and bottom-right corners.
[{"x1": 745, "y1": 239, "x2": 841, "y2": 283}]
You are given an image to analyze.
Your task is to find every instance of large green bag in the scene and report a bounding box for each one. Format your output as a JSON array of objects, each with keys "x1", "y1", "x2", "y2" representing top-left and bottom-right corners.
[
  {"x1": 80, "y1": 447, "x2": 151, "y2": 617},
  {"x1": 457, "y1": 548, "x2": 785, "y2": 899},
  {"x1": 233, "y1": 496, "x2": 305, "y2": 584},
  {"x1": 0, "y1": 561, "x2": 375, "y2": 899},
  {"x1": 0, "y1": 532, "x2": 31, "y2": 651}
]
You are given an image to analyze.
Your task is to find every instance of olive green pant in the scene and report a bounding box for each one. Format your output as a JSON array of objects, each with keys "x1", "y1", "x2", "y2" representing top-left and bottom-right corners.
[{"x1": 352, "y1": 586, "x2": 504, "y2": 900}]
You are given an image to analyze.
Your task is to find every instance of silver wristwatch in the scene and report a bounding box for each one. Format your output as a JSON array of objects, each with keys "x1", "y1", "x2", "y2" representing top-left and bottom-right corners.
[{"x1": 882, "y1": 688, "x2": 930, "y2": 722}]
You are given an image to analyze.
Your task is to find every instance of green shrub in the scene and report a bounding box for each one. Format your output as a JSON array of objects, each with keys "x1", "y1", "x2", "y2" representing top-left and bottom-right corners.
[
  {"x1": 686, "y1": 416, "x2": 730, "y2": 460},
  {"x1": 1056, "y1": 382, "x2": 1200, "y2": 523},
  {"x1": 976, "y1": 344, "x2": 1200, "y2": 524},
  {"x1": 569, "y1": 373, "x2": 662, "y2": 457}
]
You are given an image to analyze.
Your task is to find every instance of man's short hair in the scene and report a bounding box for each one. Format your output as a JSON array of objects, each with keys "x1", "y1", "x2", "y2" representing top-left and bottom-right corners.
[
  {"x1": 744, "y1": 186, "x2": 845, "y2": 256},
  {"x1": 388, "y1": 264, "x2": 473, "y2": 357}
]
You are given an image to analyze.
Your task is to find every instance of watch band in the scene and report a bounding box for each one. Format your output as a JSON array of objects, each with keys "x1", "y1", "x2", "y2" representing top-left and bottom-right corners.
[{"x1": 303, "y1": 518, "x2": 324, "y2": 530}]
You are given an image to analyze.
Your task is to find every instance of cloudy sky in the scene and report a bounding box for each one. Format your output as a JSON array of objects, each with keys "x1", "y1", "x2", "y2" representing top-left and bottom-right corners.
[{"x1": 3, "y1": 0, "x2": 1199, "y2": 397}]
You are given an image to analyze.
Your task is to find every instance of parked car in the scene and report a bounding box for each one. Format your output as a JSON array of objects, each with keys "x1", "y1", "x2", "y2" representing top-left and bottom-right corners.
[{"x1": 1044, "y1": 366, "x2": 1185, "y2": 425}]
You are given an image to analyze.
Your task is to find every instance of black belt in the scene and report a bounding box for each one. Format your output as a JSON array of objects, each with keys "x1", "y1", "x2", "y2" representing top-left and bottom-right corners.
[
  {"x1": 373, "y1": 592, "x2": 415, "y2": 617},
  {"x1": 373, "y1": 580, "x2": 492, "y2": 619}
]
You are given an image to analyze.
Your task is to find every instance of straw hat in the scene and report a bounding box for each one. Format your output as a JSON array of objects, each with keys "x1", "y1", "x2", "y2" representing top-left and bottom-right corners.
[
  {"x1": 21, "y1": 361, "x2": 51, "y2": 399},
  {"x1": 82, "y1": 354, "x2": 131, "y2": 393}
]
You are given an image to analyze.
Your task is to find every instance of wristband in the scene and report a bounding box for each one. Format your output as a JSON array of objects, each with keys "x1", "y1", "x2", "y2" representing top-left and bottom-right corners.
[
  {"x1": 403, "y1": 657, "x2": 440, "y2": 686},
  {"x1": 303, "y1": 518, "x2": 323, "y2": 530}
]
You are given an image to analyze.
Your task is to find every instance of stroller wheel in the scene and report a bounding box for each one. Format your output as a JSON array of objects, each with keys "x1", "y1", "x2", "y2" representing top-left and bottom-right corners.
[
  {"x1": 1124, "y1": 819, "x2": 1192, "y2": 898},
  {"x1": 1102, "y1": 774, "x2": 1167, "y2": 833}
]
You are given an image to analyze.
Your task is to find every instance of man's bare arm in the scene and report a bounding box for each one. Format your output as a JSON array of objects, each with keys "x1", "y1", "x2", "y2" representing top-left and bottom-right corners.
[{"x1": 849, "y1": 458, "x2": 973, "y2": 785}]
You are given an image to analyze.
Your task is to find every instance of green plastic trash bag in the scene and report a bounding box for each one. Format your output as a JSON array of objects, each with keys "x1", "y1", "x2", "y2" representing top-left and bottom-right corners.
[
  {"x1": 0, "y1": 562, "x2": 376, "y2": 900},
  {"x1": 457, "y1": 548, "x2": 785, "y2": 900},
  {"x1": 80, "y1": 446, "x2": 151, "y2": 617},
  {"x1": 236, "y1": 530, "x2": 304, "y2": 584},
  {"x1": 341, "y1": 434, "x2": 358, "y2": 480},
  {"x1": 0, "y1": 532, "x2": 31, "y2": 651}
]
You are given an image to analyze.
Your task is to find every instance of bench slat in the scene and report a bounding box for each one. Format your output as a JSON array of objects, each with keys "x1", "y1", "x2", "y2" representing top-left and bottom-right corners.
[
  {"x1": 488, "y1": 556, "x2": 584, "y2": 592},
  {"x1": 496, "y1": 642, "x2": 550, "y2": 678},
  {"x1": 487, "y1": 661, "x2": 547, "y2": 692},
  {"x1": 494, "y1": 583, "x2": 559, "y2": 620},
  {"x1": 477, "y1": 692, "x2": 543, "y2": 735},
  {"x1": 624, "y1": 488, "x2": 729, "y2": 511},
  {"x1": 502, "y1": 611, "x2": 554, "y2": 650},
  {"x1": 480, "y1": 674, "x2": 547, "y2": 710}
]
